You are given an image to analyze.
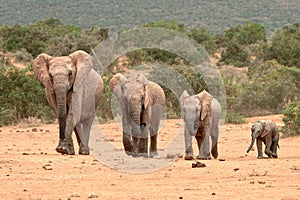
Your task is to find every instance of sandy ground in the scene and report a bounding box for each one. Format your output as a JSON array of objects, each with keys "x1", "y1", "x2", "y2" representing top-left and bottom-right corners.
[{"x1": 0, "y1": 114, "x2": 299, "y2": 200}]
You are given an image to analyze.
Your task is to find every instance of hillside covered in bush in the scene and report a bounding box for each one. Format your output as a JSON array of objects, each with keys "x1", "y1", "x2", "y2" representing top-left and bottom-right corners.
[{"x1": 0, "y1": 0, "x2": 299, "y2": 35}]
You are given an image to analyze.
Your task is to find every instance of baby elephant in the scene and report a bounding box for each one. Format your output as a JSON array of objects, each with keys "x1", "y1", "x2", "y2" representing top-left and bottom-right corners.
[{"x1": 247, "y1": 120, "x2": 279, "y2": 159}]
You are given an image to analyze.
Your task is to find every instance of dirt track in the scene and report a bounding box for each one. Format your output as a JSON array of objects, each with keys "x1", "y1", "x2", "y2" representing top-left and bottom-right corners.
[{"x1": 0, "y1": 115, "x2": 299, "y2": 200}]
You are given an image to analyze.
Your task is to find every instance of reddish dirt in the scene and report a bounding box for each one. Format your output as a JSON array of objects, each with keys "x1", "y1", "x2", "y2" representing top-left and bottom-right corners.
[{"x1": 0, "y1": 114, "x2": 299, "y2": 199}]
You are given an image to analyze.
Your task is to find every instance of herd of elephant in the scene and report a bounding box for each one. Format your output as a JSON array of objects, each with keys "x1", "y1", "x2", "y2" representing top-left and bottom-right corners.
[{"x1": 32, "y1": 50, "x2": 279, "y2": 160}]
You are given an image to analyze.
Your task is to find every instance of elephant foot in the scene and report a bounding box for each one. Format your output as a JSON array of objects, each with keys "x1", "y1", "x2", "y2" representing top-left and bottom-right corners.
[
  {"x1": 149, "y1": 151, "x2": 158, "y2": 158},
  {"x1": 272, "y1": 153, "x2": 278, "y2": 158},
  {"x1": 138, "y1": 153, "x2": 149, "y2": 158},
  {"x1": 79, "y1": 145, "x2": 89, "y2": 155},
  {"x1": 197, "y1": 155, "x2": 211, "y2": 160},
  {"x1": 257, "y1": 155, "x2": 263, "y2": 159},
  {"x1": 56, "y1": 139, "x2": 75, "y2": 155},
  {"x1": 184, "y1": 154, "x2": 194, "y2": 160},
  {"x1": 211, "y1": 149, "x2": 218, "y2": 159}
]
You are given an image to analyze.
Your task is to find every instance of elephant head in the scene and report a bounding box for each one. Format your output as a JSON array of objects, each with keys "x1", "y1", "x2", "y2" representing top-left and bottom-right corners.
[
  {"x1": 110, "y1": 73, "x2": 150, "y2": 128},
  {"x1": 247, "y1": 120, "x2": 270, "y2": 153},
  {"x1": 180, "y1": 90, "x2": 213, "y2": 136},
  {"x1": 32, "y1": 50, "x2": 93, "y2": 141}
]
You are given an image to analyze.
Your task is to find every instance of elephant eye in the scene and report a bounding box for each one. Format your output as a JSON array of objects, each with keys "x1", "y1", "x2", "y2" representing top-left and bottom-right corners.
[{"x1": 68, "y1": 71, "x2": 72, "y2": 78}]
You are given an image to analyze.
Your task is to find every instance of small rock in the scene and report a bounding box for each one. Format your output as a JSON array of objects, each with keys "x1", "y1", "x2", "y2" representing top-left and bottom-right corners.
[
  {"x1": 233, "y1": 168, "x2": 240, "y2": 171},
  {"x1": 219, "y1": 159, "x2": 226, "y2": 161},
  {"x1": 22, "y1": 152, "x2": 29, "y2": 155},
  {"x1": 212, "y1": 193, "x2": 216, "y2": 195},
  {"x1": 179, "y1": 197, "x2": 183, "y2": 199},
  {"x1": 42, "y1": 164, "x2": 52, "y2": 170},
  {"x1": 258, "y1": 181, "x2": 265, "y2": 184},
  {"x1": 32, "y1": 128, "x2": 38, "y2": 132},
  {"x1": 88, "y1": 192, "x2": 98, "y2": 198},
  {"x1": 70, "y1": 193, "x2": 81, "y2": 197},
  {"x1": 192, "y1": 161, "x2": 206, "y2": 168},
  {"x1": 250, "y1": 181, "x2": 255, "y2": 184}
]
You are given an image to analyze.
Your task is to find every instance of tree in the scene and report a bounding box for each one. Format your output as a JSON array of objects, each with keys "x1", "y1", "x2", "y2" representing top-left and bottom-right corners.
[{"x1": 265, "y1": 23, "x2": 300, "y2": 68}]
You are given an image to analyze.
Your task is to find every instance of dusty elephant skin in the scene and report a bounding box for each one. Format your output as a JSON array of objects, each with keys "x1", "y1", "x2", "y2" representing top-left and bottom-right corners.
[
  {"x1": 247, "y1": 120, "x2": 279, "y2": 159},
  {"x1": 32, "y1": 50, "x2": 104, "y2": 155},
  {"x1": 110, "y1": 73, "x2": 165, "y2": 157},
  {"x1": 180, "y1": 90, "x2": 222, "y2": 160}
]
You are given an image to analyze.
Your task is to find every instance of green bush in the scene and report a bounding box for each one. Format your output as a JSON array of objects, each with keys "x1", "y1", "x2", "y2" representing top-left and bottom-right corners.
[
  {"x1": 0, "y1": 65, "x2": 55, "y2": 126},
  {"x1": 282, "y1": 102, "x2": 300, "y2": 137},
  {"x1": 264, "y1": 23, "x2": 300, "y2": 68},
  {"x1": 225, "y1": 112, "x2": 246, "y2": 124},
  {"x1": 224, "y1": 60, "x2": 300, "y2": 117}
]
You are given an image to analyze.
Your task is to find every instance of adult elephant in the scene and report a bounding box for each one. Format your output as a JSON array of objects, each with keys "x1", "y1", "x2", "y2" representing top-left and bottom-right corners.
[
  {"x1": 110, "y1": 73, "x2": 165, "y2": 157},
  {"x1": 247, "y1": 120, "x2": 279, "y2": 159},
  {"x1": 32, "y1": 50, "x2": 103, "y2": 155},
  {"x1": 180, "y1": 90, "x2": 221, "y2": 160}
]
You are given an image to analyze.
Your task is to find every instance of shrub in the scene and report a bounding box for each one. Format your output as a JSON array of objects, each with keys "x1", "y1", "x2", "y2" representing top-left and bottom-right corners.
[
  {"x1": 225, "y1": 112, "x2": 246, "y2": 124},
  {"x1": 282, "y1": 102, "x2": 300, "y2": 137},
  {"x1": 0, "y1": 65, "x2": 55, "y2": 126},
  {"x1": 265, "y1": 23, "x2": 300, "y2": 68}
]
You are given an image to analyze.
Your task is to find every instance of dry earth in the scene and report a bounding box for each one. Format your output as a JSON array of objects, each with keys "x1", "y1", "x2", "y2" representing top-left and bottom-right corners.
[{"x1": 0, "y1": 114, "x2": 299, "y2": 200}]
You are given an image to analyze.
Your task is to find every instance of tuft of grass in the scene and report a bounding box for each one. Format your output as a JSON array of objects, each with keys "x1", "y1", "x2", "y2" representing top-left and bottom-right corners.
[{"x1": 225, "y1": 112, "x2": 246, "y2": 124}]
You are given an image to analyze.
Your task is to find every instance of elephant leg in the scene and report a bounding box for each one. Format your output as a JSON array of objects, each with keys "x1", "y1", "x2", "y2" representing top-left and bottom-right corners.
[
  {"x1": 56, "y1": 114, "x2": 75, "y2": 155},
  {"x1": 184, "y1": 126, "x2": 194, "y2": 160},
  {"x1": 149, "y1": 108, "x2": 161, "y2": 158},
  {"x1": 149, "y1": 134, "x2": 158, "y2": 158},
  {"x1": 256, "y1": 139, "x2": 263, "y2": 159},
  {"x1": 271, "y1": 140, "x2": 278, "y2": 158},
  {"x1": 122, "y1": 113, "x2": 134, "y2": 156},
  {"x1": 132, "y1": 136, "x2": 139, "y2": 157},
  {"x1": 197, "y1": 133, "x2": 211, "y2": 160},
  {"x1": 210, "y1": 124, "x2": 219, "y2": 159},
  {"x1": 76, "y1": 117, "x2": 94, "y2": 155},
  {"x1": 138, "y1": 125, "x2": 149, "y2": 157},
  {"x1": 211, "y1": 134, "x2": 218, "y2": 159},
  {"x1": 264, "y1": 138, "x2": 273, "y2": 158}
]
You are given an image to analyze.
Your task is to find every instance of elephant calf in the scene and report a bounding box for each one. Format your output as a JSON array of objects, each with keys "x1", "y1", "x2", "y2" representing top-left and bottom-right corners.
[
  {"x1": 247, "y1": 120, "x2": 279, "y2": 159},
  {"x1": 180, "y1": 90, "x2": 222, "y2": 160}
]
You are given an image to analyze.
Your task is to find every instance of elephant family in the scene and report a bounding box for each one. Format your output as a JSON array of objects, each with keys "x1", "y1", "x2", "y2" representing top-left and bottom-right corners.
[
  {"x1": 32, "y1": 50, "x2": 104, "y2": 155},
  {"x1": 247, "y1": 120, "x2": 279, "y2": 159},
  {"x1": 180, "y1": 90, "x2": 221, "y2": 160},
  {"x1": 110, "y1": 73, "x2": 165, "y2": 157}
]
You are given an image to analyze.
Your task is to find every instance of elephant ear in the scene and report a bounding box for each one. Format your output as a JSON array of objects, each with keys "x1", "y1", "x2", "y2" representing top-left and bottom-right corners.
[
  {"x1": 109, "y1": 73, "x2": 127, "y2": 101},
  {"x1": 196, "y1": 90, "x2": 213, "y2": 121},
  {"x1": 180, "y1": 90, "x2": 190, "y2": 107},
  {"x1": 261, "y1": 120, "x2": 271, "y2": 138},
  {"x1": 32, "y1": 53, "x2": 53, "y2": 89},
  {"x1": 69, "y1": 50, "x2": 93, "y2": 92}
]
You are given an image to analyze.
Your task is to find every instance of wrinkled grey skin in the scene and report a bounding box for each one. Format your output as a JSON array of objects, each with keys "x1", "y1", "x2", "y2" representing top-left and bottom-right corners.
[
  {"x1": 180, "y1": 90, "x2": 222, "y2": 160},
  {"x1": 110, "y1": 73, "x2": 165, "y2": 157},
  {"x1": 32, "y1": 50, "x2": 103, "y2": 155},
  {"x1": 247, "y1": 120, "x2": 279, "y2": 159}
]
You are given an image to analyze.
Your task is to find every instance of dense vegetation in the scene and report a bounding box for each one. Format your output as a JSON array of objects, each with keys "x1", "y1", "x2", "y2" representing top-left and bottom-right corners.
[
  {"x1": 0, "y1": 18, "x2": 299, "y2": 137},
  {"x1": 0, "y1": 0, "x2": 299, "y2": 35}
]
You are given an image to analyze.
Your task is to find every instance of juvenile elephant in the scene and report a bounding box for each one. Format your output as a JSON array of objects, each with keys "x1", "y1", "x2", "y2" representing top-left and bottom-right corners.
[
  {"x1": 180, "y1": 90, "x2": 221, "y2": 160},
  {"x1": 110, "y1": 73, "x2": 165, "y2": 157},
  {"x1": 32, "y1": 50, "x2": 103, "y2": 155},
  {"x1": 247, "y1": 120, "x2": 279, "y2": 159}
]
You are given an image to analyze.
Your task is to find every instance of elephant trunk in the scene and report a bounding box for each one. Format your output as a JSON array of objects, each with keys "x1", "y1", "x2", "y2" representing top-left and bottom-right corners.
[
  {"x1": 55, "y1": 85, "x2": 68, "y2": 140},
  {"x1": 186, "y1": 120, "x2": 199, "y2": 136},
  {"x1": 130, "y1": 108, "x2": 142, "y2": 138},
  {"x1": 247, "y1": 135, "x2": 256, "y2": 153}
]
